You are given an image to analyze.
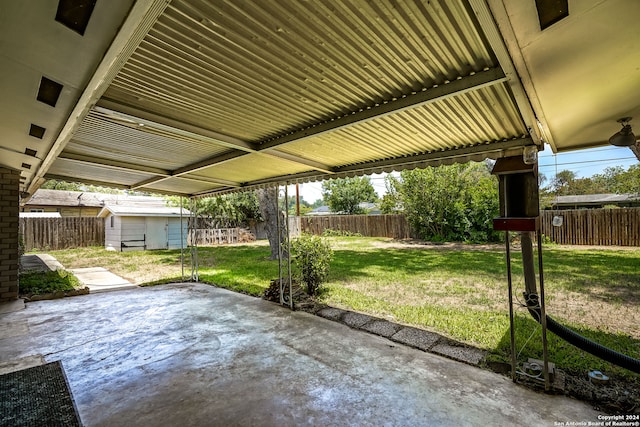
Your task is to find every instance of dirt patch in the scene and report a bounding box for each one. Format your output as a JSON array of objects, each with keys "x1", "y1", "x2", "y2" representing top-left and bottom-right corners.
[
  {"x1": 563, "y1": 370, "x2": 640, "y2": 414},
  {"x1": 371, "y1": 239, "x2": 503, "y2": 251}
]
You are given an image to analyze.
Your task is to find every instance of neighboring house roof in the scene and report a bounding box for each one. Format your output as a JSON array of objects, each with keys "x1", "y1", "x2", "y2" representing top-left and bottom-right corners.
[
  {"x1": 307, "y1": 206, "x2": 332, "y2": 216},
  {"x1": 24, "y1": 189, "x2": 167, "y2": 208},
  {"x1": 551, "y1": 194, "x2": 640, "y2": 207},
  {"x1": 19, "y1": 212, "x2": 62, "y2": 218},
  {"x1": 98, "y1": 205, "x2": 191, "y2": 218},
  {"x1": 551, "y1": 194, "x2": 640, "y2": 206}
]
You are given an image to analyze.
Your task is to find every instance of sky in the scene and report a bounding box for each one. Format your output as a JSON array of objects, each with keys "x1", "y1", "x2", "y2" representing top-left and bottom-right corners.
[{"x1": 296, "y1": 144, "x2": 638, "y2": 204}]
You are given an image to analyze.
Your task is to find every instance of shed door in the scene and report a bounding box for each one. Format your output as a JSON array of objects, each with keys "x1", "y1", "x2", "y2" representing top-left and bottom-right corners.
[{"x1": 146, "y1": 217, "x2": 168, "y2": 250}]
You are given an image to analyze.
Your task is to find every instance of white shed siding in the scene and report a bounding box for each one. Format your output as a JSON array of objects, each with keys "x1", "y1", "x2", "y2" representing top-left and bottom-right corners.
[
  {"x1": 121, "y1": 217, "x2": 146, "y2": 251},
  {"x1": 145, "y1": 217, "x2": 168, "y2": 250},
  {"x1": 167, "y1": 218, "x2": 187, "y2": 249},
  {"x1": 104, "y1": 215, "x2": 122, "y2": 251}
]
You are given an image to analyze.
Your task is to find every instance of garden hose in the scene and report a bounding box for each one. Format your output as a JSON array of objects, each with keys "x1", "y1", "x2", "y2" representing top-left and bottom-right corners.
[{"x1": 525, "y1": 293, "x2": 640, "y2": 374}]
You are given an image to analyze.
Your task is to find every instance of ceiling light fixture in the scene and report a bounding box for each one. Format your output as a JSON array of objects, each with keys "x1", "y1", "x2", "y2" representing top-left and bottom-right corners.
[{"x1": 608, "y1": 117, "x2": 636, "y2": 147}]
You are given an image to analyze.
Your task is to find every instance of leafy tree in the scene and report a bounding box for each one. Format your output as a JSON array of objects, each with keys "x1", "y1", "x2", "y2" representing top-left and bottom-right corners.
[
  {"x1": 592, "y1": 165, "x2": 640, "y2": 194},
  {"x1": 199, "y1": 192, "x2": 261, "y2": 227},
  {"x1": 310, "y1": 199, "x2": 324, "y2": 209},
  {"x1": 40, "y1": 180, "x2": 83, "y2": 191},
  {"x1": 321, "y1": 177, "x2": 377, "y2": 214},
  {"x1": 543, "y1": 165, "x2": 639, "y2": 196},
  {"x1": 547, "y1": 170, "x2": 576, "y2": 195},
  {"x1": 286, "y1": 196, "x2": 312, "y2": 216},
  {"x1": 380, "y1": 193, "x2": 401, "y2": 214},
  {"x1": 40, "y1": 180, "x2": 137, "y2": 195},
  {"x1": 166, "y1": 192, "x2": 261, "y2": 228},
  {"x1": 388, "y1": 163, "x2": 500, "y2": 242},
  {"x1": 380, "y1": 176, "x2": 402, "y2": 214}
]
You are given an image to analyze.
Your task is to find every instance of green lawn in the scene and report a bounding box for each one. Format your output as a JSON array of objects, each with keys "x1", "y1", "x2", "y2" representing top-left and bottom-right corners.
[{"x1": 45, "y1": 237, "x2": 640, "y2": 379}]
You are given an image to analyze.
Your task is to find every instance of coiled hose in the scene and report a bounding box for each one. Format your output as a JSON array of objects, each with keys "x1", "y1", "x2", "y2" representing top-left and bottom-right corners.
[{"x1": 525, "y1": 293, "x2": 640, "y2": 374}]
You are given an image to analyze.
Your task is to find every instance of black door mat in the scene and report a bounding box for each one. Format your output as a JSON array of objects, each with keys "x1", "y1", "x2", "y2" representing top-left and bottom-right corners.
[{"x1": 0, "y1": 360, "x2": 82, "y2": 427}]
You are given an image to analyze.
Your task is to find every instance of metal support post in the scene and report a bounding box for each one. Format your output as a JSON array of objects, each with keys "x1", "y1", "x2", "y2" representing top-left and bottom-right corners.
[
  {"x1": 277, "y1": 184, "x2": 293, "y2": 309},
  {"x1": 190, "y1": 197, "x2": 199, "y2": 282},
  {"x1": 505, "y1": 231, "x2": 517, "y2": 382},
  {"x1": 537, "y1": 229, "x2": 551, "y2": 391},
  {"x1": 180, "y1": 196, "x2": 185, "y2": 282}
]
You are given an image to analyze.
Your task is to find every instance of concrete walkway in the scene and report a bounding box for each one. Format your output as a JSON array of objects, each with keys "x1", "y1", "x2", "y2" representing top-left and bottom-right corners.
[
  {"x1": 69, "y1": 267, "x2": 136, "y2": 293},
  {"x1": 20, "y1": 254, "x2": 136, "y2": 293},
  {"x1": 0, "y1": 283, "x2": 601, "y2": 426}
]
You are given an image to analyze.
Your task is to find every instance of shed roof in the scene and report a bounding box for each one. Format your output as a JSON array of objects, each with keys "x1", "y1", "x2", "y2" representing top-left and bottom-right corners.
[
  {"x1": 1, "y1": 1, "x2": 638, "y2": 197},
  {"x1": 19, "y1": 212, "x2": 62, "y2": 218},
  {"x1": 97, "y1": 205, "x2": 191, "y2": 218}
]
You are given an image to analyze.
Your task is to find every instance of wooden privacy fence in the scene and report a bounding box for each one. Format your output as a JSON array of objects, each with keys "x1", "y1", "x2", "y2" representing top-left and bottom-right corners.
[
  {"x1": 300, "y1": 214, "x2": 412, "y2": 239},
  {"x1": 189, "y1": 228, "x2": 256, "y2": 245},
  {"x1": 541, "y1": 208, "x2": 640, "y2": 246},
  {"x1": 18, "y1": 210, "x2": 639, "y2": 251},
  {"x1": 20, "y1": 217, "x2": 104, "y2": 251}
]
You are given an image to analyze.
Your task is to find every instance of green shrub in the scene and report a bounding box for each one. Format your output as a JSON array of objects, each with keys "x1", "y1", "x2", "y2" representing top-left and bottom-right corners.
[
  {"x1": 322, "y1": 228, "x2": 363, "y2": 237},
  {"x1": 291, "y1": 234, "x2": 333, "y2": 296},
  {"x1": 19, "y1": 270, "x2": 82, "y2": 295}
]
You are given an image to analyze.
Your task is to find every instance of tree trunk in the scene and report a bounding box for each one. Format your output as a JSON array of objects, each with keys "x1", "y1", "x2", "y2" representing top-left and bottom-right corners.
[{"x1": 257, "y1": 187, "x2": 286, "y2": 260}]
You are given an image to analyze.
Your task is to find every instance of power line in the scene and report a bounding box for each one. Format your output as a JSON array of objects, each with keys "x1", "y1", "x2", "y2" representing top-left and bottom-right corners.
[
  {"x1": 540, "y1": 146, "x2": 631, "y2": 157},
  {"x1": 538, "y1": 157, "x2": 637, "y2": 168}
]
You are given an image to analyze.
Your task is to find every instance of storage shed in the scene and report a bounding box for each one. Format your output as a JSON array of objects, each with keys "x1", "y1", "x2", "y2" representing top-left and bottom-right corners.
[{"x1": 98, "y1": 205, "x2": 190, "y2": 251}]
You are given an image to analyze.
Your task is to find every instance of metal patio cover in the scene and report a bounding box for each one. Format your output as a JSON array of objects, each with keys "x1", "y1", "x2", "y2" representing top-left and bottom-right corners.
[{"x1": 1, "y1": 0, "x2": 639, "y2": 198}]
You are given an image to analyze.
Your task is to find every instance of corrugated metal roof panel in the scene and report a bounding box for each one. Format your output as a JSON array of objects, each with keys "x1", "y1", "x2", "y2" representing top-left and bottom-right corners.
[
  {"x1": 46, "y1": 158, "x2": 154, "y2": 186},
  {"x1": 41, "y1": 0, "x2": 533, "y2": 196},
  {"x1": 67, "y1": 111, "x2": 230, "y2": 170},
  {"x1": 193, "y1": 153, "x2": 312, "y2": 183},
  {"x1": 141, "y1": 177, "x2": 222, "y2": 194},
  {"x1": 104, "y1": 0, "x2": 499, "y2": 142},
  {"x1": 278, "y1": 84, "x2": 525, "y2": 168}
]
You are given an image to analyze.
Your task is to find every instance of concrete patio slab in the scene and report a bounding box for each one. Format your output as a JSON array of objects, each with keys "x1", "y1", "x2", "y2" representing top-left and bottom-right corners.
[
  {"x1": 0, "y1": 355, "x2": 44, "y2": 375},
  {"x1": 0, "y1": 299, "x2": 24, "y2": 315},
  {"x1": 0, "y1": 284, "x2": 601, "y2": 426},
  {"x1": 69, "y1": 267, "x2": 137, "y2": 293}
]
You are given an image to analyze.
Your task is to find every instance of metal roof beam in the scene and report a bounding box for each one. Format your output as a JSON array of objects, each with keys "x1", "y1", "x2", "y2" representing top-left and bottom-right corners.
[
  {"x1": 130, "y1": 150, "x2": 247, "y2": 190},
  {"x1": 95, "y1": 101, "x2": 335, "y2": 174},
  {"x1": 58, "y1": 152, "x2": 242, "y2": 188},
  {"x1": 257, "y1": 68, "x2": 507, "y2": 151},
  {"x1": 257, "y1": 152, "x2": 334, "y2": 174},
  {"x1": 95, "y1": 101, "x2": 257, "y2": 152},
  {"x1": 336, "y1": 138, "x2": 530, "y2": 173},
  {"x1": 177, "y1": 175, "x2": 241, "y2": 188},
  {"x1": 193, "y1": 138, "x2": 531, "y2": 197},
  {"x1": 58, "y1": 153, "x2": 171, "y2": 176}
]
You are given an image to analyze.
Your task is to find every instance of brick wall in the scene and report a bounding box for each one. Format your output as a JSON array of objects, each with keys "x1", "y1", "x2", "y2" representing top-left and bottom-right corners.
[{"x1": 0, "y1": 167, "x2": 20, "y2": 302}]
